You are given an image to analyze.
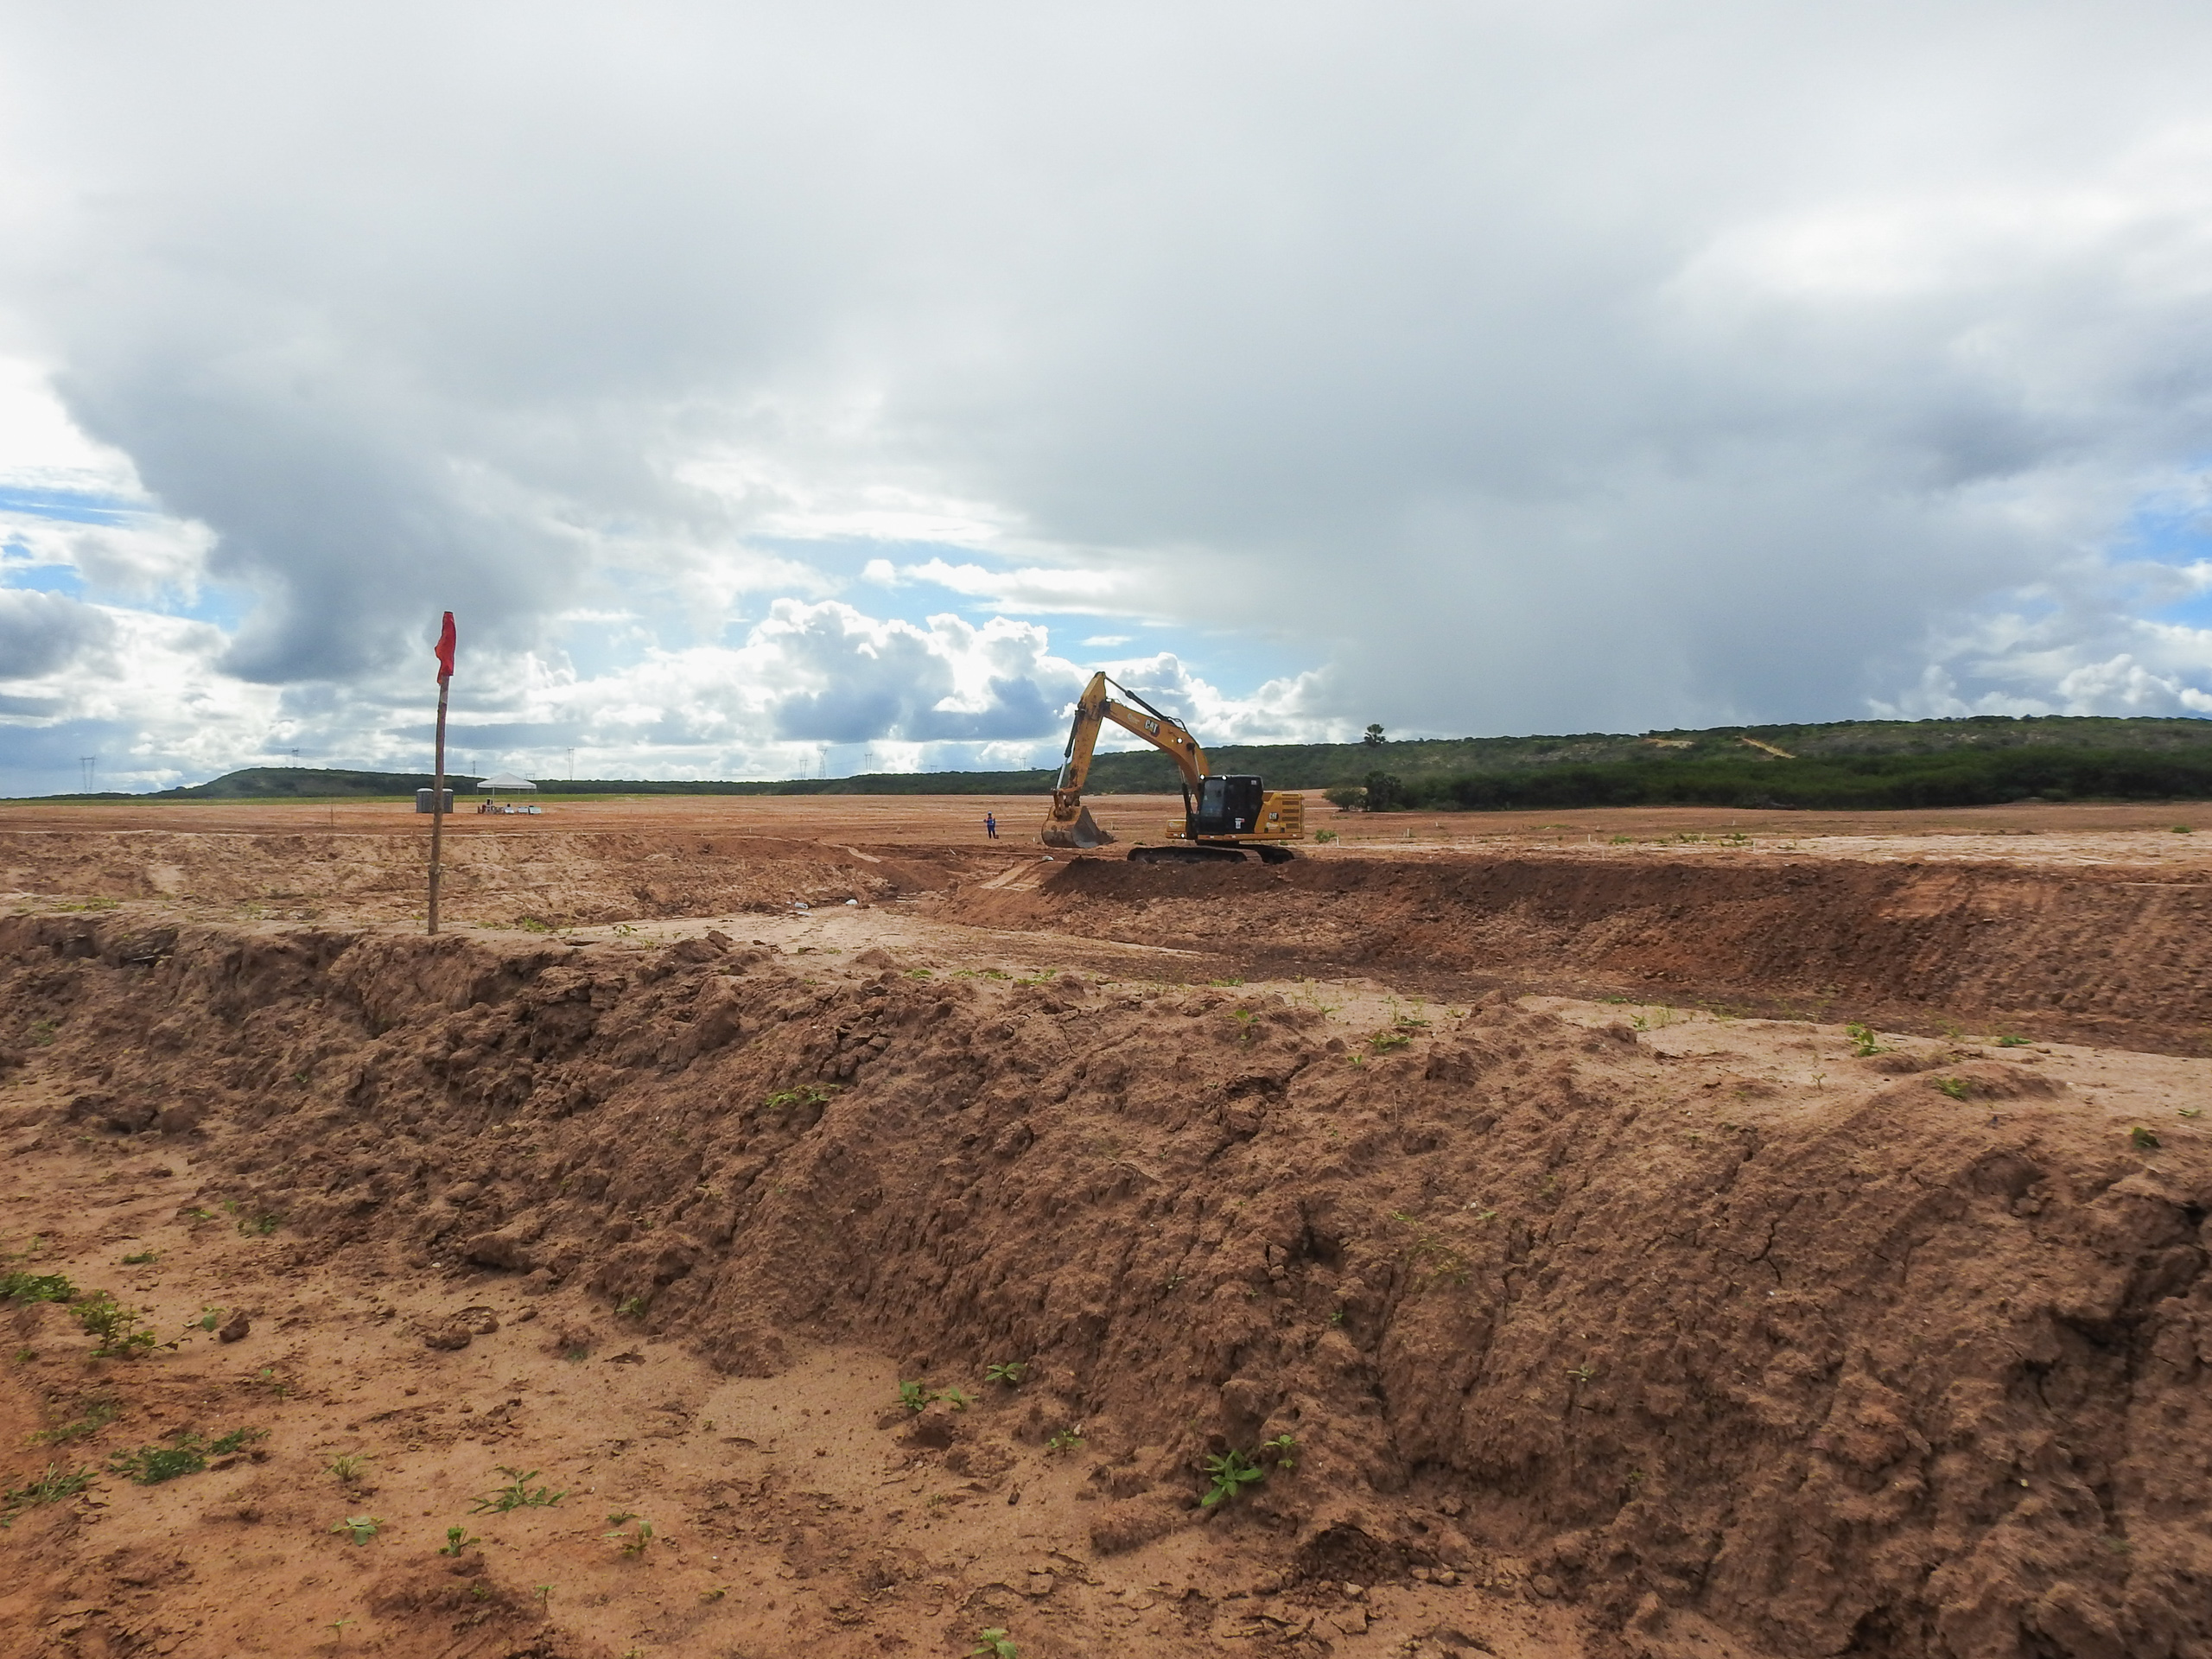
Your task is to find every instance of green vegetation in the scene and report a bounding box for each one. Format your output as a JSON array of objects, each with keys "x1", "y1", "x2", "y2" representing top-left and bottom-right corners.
[
  {"x1": 985, "y1": 1361, "x2": 1028, "y2": 1387},
  {"x1": 1934, "y1": 1077, "x2": 1971, "y2": 1100},
  {"x1": 20, "y1": 714, "x2": 2211, "y2": 807},
  {"x1": 471, "y1": 1466, "x2": 567, "y2": 1513},
  {"x1": 73, "y1": 1293, "x2": 156, "y2": 1357},
  {"x1": 2132, "y1": 1126, "x2": 2163, "y2": 1150},
  {"x1": 1847, "y1": 1023, "x2": 1885, "y2": 1057},
  {"x1": 1, "y1": 1270, "x2": 76, "y2": 1304},
  {"x1": 35, "y1": 1394, "x2": 118, "y2": 1444},
  {"x1": 331, "y1": 1514, "x2": 382, "y2": 1544},
  {"x1": 970, "y1": 1630, "x2": 1019, "y2": 1659},
  {"x1": 107, "y1": 1427, "x2": 263, "y2": 1484},
  {"x1": 898, "y1": 1381, "x2": 970, "y2": 1413},
  {"x1": 604, "y1": 1516, "x2": 653, "y2": 1555},
  {"x1": 2, "y1": 1462, "x2": 93, "y2": 1525},
  {"x1": 441, "y1": 1525, "x2": 480, "y2": 1555},
  {"x1": 1201, "y1": 1448, "x2": 1267, "y2": 1507},
  {"x1": 327, "y1": 1453, "x2": 370, "y2": 1484}
]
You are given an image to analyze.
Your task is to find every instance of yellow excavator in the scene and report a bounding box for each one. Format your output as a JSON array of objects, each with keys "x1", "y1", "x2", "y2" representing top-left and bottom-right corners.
[{"x1": 1040, "y1": 671, "x2": 1305, "y2": 863}]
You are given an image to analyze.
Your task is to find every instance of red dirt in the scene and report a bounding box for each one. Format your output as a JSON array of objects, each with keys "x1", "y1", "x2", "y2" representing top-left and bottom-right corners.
[{"x1": 3, "y1": 798, "x2": 2210, "y2": 1659}]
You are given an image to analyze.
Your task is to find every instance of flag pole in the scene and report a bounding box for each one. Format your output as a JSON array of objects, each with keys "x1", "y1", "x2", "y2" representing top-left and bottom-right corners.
[{"x1": 429, "y1": 612, "x2": 455, "y2": 936}]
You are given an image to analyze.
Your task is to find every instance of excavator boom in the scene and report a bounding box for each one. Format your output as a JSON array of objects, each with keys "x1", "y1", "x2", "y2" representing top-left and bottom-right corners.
[{"x1": 1040, "y1": 672, "x2": 1206, "y2": 849}]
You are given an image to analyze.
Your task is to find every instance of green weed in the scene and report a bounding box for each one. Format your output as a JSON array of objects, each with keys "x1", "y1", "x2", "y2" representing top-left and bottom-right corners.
[
  {"x1": 1, "y1": 1462, "x2": 93, "y2": 1526},
  {"x1": 188, "y1": 1306, "x2": 225, "y2": 1333},
  {"x1": 970, "y1": 1630, "x2": 1019, "y2": 1659},
  {"x1": 121, "y1": 1251, "x2": 157, "y2": 1267},
  {"x1": 1846, "y1": 1023, "x2": 1885, "y2": 1057},
  {"x1": 328, "y1": 1453, "x2": 370, "y2": 1484},
  {"x1": 1259, "y1": 1433, "x2": 1298, "y2": 1469},
  {"x1": 985, "y1": 1361, "x2": 1028, "y2": 1387},
  {"x1": 441, "y1": 1525, "x2": 480, "y2": 1556},
  {"x1": 616, "y1": 1295, "x2": 649, "y2": 1319},
  {"x1": 470, "y1": 1465, "x2": 566, "y2": 1514},
  {"x1": 1046, "y1": 1427, "x2": 1084, "y2": 1454},
  {"x1": 1367, "y1": 1031, "x2": 1411, "y2": 1053},
  {"x1": 28, "y1": 1019, "x2": 58, "y2": 1046},
  {"x1": 1390, "y1": 1211, "x2": 1470, "y2": 1290},
  {"x1": 2181, "y1": 1108, "x2": 2203, "y2": 1120},
  {"x1": 898, "y1": 1381, "x2": 970, "y2": 1413},
  {"x1": 73, "y1": 1293, "x2": 156, "y2": 1358},
  {"x1": 237, "y1": 1211, "x2": 280, "y2": 1237},
  {"x1": 1934, "y1": 1077, "x2": 1970, "y2": 1101},
  {"x1": 331, "y1": 1514, "x2": 381, "y2": 1544},
  {"x1": 2132, "y1": 1127, "x2": 2163, "y2": 1150},
  {"x1": 108, "y1": 1427, "x2": 262, "y2": 1485},
  {"x1": 763, "y1": 1085, "x2": 832, "y2": 1113},
  {"x1": 1994, "y1": 1033, "x2": 2031, "y2": 1048},
  {"x1": 1312, "y1": 829, "x2": 1338, "y2": 843},
  {"x1": 35, "y1": 1394, "x2": 118, "y2": 1444},
  {"x1": 605, "y1": 1516, "x2": 653, "y2": 1555},
  {"x1": 1201, "y1": 1448, "x2": 1266, "y2": 1508},
  {"x1": 1, "y1": 1270, "x2": 76, "y2": 1304}
]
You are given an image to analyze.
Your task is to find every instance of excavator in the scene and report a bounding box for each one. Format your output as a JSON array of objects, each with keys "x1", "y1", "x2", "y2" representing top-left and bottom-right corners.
[{"x1": 1040, "y1": 671, "x2": 1305, "y2": 862}]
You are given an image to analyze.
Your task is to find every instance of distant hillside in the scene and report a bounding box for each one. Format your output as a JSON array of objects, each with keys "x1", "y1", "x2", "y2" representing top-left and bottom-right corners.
[{"x1": 18, "y1": 713, "x2": 2212, "y2": 804}]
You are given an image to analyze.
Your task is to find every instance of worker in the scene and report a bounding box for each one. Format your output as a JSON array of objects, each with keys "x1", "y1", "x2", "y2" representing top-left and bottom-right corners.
[{"x1": 984, "y1": 811, "x2": 998, "y2": 840}]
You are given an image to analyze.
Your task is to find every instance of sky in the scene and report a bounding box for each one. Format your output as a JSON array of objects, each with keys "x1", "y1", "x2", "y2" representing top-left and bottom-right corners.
[{"x1": 4, "y1": 2, "x2": 2212, "y2": 791}]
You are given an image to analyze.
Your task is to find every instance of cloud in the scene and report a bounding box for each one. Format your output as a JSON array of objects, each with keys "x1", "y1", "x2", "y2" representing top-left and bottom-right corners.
[
  {"x1": 0, "y1": 588, "x2": 112, "y2": 679},
  {"x1": 5, "y1": 4, "x2": 2212, "y2": 787}
]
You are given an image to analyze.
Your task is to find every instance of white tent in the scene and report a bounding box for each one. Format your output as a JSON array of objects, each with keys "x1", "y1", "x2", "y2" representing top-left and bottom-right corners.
[{"x1": 479, "y1": 772, "x2": 537, "y2": 793}]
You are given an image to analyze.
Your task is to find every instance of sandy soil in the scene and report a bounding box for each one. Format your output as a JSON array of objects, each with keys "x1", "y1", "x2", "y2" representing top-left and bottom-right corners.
[{"x1": 4, "y1": 798, "x2": 2210, "y2": 1659}]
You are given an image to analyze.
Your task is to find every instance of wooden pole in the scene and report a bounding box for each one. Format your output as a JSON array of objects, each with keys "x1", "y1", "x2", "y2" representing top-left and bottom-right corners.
[{"x1": 429, "y1": 672, "x2": 449, "y2": 935}]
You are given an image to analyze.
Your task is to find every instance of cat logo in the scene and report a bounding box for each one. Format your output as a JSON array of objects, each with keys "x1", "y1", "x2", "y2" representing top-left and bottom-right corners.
[{"x1": 1143, "y1": 718, "x2": 1160, "y2": 734}]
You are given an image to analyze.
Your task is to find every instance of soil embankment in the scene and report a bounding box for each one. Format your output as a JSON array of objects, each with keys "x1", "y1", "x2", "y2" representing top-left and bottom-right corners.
[
  {"x1": 950, "y1": 855, "x2": 2212, "y2": 1055},
  {"x1": 4, "y1": 909, "x2": 2210, "y2": 1658}
]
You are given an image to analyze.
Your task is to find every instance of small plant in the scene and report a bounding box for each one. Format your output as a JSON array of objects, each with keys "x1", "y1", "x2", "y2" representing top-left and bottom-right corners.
[
  {"x1": 1, "y1": 1462, "x2": 93, "y2": 1526},
  {"x1": 897, "y1": 1381, "x2": 969, "y2": 1412},
  {"x1": 1934, "y1": 1077, "x2": 1970, "y2": 1101},
  {"x1": 2182, "y1": 1108, "x2": 2203, "y2": 1120},
  {"x1": 1368, "y1": 1030, "x2": 1411, "y2": 1053},
  {"x1": 471, "y1": 1466, "x2": 567, "y2": 1514},
  {"x1": 73, "y1": 1293, "x2": 156, "y2": 1358},
  {"x1": 1312, "y1": 829, "x2": 1338, "y2": 843},
  {"x1": 763, "y1": 1085, "x2": 832, "y2": 1112},
  {"x1": 1201, "y1": 1447, "x2": 1267, "y2": 1508},
  {"x1": 605, "y1": 1516, "x2": 654, "y2": 1555},
  {"x1": 1566, "y1": 1363, "x2": 1596, "y2": 1383},
  {"x1": 1046, "y1": 1427, "x2": 1084, "y2": 1454},
  {"x1": 986, "y1": 1361, "x2": 1028, "y2": 1387},
  {"x1": 121, "y1": 1251, "x2": 158, "y2": 1266},
  {"x1": 28, "y1": 1018, "x2": 58, "y2": 1046},
  {"x1": 325, "y1": 1618, "x2": 353, "y2": 1643},
  {"x1": 328, "y1": 1453, "x2": 370, "y2": 1484},
  {"x1": 1230, "y1": 1008, "x2": 1258, "y2": 1042},
  {"x1": 2173, "y1": 825, "x2": 2194, "y2": 834},
  {"x1": 238, "y1": 1211, "x2": 280, "y2": 1237},
  {"x1": 441, "y1": 1525, "x2": 480, "y2": 1556},
  {"x1": 331, "y1": 1514, "x2": 381, "y2": 1545},
  {"x1": 1259, "y1": 1433, "x2": 1298, "y2": 1470},
  {"x1": 970, "y1": 1630, "x2": 1019, "y2": 1659},
  {"x1": 1994, "y1": 1033, "x2": 2031, "y2": 1048},
  {"x1": 1846, "y1": 1023, "x2": 1885, "y2": 1057},
  {"x1": 189, "y1": 1306, "x2": 225, "y2": 1333},
  {"x1": 1, "y1": 1270, "x2": 76, "y2": 1304},
  {"x1": 2132, "y1": 1126, "x2": 2163, "y2": 1150},
  {"x1": 35, "y1": 1395, "x2": 118, "y2": 1445},
  {"x1": 616, "y1": 1295, "x2": 649, "y2": 1319}
]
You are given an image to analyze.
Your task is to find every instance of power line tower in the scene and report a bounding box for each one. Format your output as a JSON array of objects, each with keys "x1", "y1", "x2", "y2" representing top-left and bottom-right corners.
[{"x1": 79, "y1": 756, "x2": 97, "y2": 792}]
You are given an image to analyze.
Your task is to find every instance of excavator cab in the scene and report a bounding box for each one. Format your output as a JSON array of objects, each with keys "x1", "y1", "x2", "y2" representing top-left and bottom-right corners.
[{"x1": 1187, "y1": 775, "x2": 1264, "y2": 838}]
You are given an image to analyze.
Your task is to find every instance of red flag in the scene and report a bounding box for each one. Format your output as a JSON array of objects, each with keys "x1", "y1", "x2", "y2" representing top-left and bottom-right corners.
[{"x1": 434, "y1": 612, "x2": 456, "y2": 681}]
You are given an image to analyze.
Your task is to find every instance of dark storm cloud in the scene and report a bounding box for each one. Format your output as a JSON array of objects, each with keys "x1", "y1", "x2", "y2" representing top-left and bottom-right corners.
[
  {"x1": 0, "y1": 588, "x2": 113, "y2": 680},
  {"x1": 3, "y1": 0, "x2": 2212, "y2": 751}
]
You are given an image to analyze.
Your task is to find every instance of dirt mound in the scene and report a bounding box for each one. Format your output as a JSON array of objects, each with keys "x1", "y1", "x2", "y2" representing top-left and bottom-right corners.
[
  {"x1": 949, "y1": 853, "x2": 2212, "y2": 1053},
  {"x1": 6, "y1": 911, "x2": 2211, "y2": 1658}
]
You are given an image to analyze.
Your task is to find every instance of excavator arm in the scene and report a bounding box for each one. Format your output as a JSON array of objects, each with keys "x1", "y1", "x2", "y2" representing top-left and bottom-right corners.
[{"x1": 1041, "y1": 671, "x2": 1210, "y2": 849}]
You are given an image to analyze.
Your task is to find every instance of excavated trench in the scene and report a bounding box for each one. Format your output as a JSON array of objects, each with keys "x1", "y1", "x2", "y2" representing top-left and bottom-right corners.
[
  {"x1": 947, "y1": 853, "x2": 2212, "y2": 1055},
  {"x1": 5, "y1": 905, "x2": 2211, "y2": 1659}
]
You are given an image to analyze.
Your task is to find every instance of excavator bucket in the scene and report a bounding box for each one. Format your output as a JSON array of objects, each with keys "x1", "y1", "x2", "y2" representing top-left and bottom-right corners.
[{"x1": 1041, "y1": 806, "x2": 1115, "y2": 849}]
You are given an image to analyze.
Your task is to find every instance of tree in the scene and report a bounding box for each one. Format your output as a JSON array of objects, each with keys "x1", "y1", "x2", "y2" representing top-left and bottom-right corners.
[
  {"x1": 1363, "y1": 771, "x2": 1408, "y2": 810},
  {"x1": 1363, "y1": 723, "x2": 1387, "y2": 747}
]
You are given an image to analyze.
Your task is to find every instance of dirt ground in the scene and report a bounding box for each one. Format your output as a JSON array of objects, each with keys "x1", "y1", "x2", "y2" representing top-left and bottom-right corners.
[{"x1": 3, "y1": 798, "x2": 2210, "y2": 1659}]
